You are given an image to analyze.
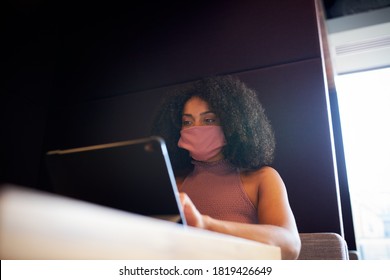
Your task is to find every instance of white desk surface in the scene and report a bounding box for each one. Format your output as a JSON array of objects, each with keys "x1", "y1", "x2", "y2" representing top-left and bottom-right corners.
[{"x1": 0, "y1": 185, "x2": 281, "y2": 260}]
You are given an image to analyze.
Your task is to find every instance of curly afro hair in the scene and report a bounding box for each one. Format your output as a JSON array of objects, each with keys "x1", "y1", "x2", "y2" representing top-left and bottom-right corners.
[{"x1": 150, "y1": 75, "x2": 275, "y2": 172}]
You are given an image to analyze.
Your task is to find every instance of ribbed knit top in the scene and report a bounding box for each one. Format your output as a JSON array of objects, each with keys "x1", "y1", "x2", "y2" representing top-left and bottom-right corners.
[{"x1": 181, "y1": 159, "x2": 258, "y2": 224}]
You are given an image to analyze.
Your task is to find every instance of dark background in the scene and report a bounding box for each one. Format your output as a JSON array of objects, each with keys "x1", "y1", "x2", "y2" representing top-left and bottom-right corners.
[{"x1": 3, "y1": 0, "x2": 389, "y2": 250}]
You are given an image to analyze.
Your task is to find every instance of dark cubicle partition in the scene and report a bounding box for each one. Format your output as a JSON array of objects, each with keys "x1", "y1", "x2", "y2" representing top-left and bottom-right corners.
[{"x1": 4, "y1": 0, "x2": 348, "y2": 246}]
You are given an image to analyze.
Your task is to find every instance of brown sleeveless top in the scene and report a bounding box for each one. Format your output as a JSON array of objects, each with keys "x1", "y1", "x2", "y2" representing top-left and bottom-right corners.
[{"x1": 181, "y1": 159, "x2": 258, "y2": 224}]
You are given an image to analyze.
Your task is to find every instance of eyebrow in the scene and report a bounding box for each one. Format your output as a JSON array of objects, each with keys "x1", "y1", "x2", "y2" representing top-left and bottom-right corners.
[{"x1": 182, "y1": 111, "x2": 216, "y2": 117}]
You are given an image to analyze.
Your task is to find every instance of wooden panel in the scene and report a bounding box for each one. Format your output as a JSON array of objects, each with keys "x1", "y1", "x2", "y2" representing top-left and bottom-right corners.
[
  {"x1": 45, "y1": 86, "x2": 171, "y2": 151},
  {"x1": 53, "y1": 0, "x2": 321, "y2": 103}
]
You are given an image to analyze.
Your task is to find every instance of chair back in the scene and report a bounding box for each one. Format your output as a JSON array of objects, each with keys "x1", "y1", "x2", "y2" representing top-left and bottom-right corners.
[{"x1": 298, "y1": 232, "x2": 349, "y2": 260}]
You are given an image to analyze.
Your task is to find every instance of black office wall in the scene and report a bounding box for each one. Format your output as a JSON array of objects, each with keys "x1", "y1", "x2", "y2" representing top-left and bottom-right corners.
[
  {"x1": 3, "y1": 1, "x2": 57, "y2": 188},
  {"x1": 51, "y1": 0, "x2": 322, "y2": 104},
  {"x1": 4, "y1": 0, "x2": 344, "y2": 236}
]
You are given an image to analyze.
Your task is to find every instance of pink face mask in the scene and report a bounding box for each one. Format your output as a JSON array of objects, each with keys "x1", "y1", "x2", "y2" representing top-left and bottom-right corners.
[{"x1": 178, "y1": 126, "x2": 227, "y2": 161}]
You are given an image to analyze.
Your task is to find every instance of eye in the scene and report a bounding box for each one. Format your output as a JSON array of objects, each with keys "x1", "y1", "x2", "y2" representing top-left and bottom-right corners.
[
  {"x1": 182, "y1": 120, "x2": 193, "y2": 127},
  {"x1": 204, "y1": 118, "x2": 216, "y2": 124},
  {"x1": 202, "y1": 113, "x2": 220, "y2": 125}
]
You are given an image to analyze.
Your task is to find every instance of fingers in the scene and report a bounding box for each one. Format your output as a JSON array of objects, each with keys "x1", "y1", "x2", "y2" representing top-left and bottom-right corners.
[
  {"x1": 179, "y1": 192, "x2": 189, "y2": 205},
  {"x1": 179, "y1": 192, "x2": 204, "y2": 228}
]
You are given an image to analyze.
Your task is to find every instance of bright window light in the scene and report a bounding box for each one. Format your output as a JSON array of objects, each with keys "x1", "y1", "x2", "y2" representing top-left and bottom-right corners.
[{"x1": 335, "y1": 67, "x2": 390, "y2": 259}]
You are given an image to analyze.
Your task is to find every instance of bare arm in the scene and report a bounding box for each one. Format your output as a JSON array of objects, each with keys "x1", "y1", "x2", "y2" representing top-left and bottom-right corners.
[{"x1": 179, "y1": 167, "x2": 301, "y2": 260}]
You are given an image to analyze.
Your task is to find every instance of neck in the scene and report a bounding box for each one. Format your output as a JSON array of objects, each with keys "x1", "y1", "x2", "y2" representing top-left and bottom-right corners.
[{"x1": 203, "y1": 153, "x2": 224, "y2": 163}]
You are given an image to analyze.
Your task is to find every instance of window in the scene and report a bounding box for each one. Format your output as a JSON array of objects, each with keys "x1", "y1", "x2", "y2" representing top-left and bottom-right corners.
[{"x1": 335, "y1": 67, "x2": 390, "y2": 259}]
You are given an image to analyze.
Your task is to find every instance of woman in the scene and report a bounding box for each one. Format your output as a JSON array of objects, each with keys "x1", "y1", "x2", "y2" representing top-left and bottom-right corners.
[{"x1": 151, "y1": 76, "x2": 301, "y2": 259}]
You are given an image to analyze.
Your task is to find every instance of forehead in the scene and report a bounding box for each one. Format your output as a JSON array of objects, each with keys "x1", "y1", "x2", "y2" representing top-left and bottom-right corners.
[{"x1": 183, "y1": 97, "x2": 211, "y2": 114}]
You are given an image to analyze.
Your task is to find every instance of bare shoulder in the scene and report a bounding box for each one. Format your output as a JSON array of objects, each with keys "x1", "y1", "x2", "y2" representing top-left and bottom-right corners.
[
  {"x1": 241, "y1": 166, "x2": 283, "y2": 187},
  {"x1": 245, "y1": 167, "x2": 294, "y2": 228},
  {"x1": 240, "y1": 166, "x2": 286, "y2": 207}
]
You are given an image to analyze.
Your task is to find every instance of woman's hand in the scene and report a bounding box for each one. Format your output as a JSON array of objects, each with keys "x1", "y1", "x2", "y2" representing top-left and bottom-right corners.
[{"x1": 179, "y1": 192, "x2": 206, "y2": 229}]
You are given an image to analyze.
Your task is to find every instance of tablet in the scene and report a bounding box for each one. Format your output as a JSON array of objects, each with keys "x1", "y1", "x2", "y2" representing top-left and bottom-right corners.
[{"x1": 46, "y1": 136, "x2": 186, "y2": 225}]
